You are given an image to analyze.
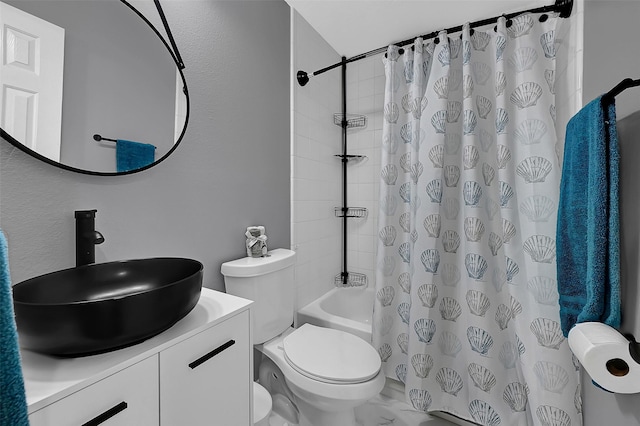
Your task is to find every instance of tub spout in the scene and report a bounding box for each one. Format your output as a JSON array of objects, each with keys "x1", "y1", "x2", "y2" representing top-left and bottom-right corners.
[{"x1": 75, "y1": 210, "x2": 105, "y2": 267}]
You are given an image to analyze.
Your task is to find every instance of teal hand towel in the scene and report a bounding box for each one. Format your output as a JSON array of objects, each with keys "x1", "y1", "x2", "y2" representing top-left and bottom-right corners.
[
  {"x1": 116, "y1": 139, "x2": 156, "y2": 173},
  {"x1": 557, "y1": 96, "x2": 621, "y2": 337},
  {"x1": 0, "y1": 230, "x2": 29, "y2": 425}
]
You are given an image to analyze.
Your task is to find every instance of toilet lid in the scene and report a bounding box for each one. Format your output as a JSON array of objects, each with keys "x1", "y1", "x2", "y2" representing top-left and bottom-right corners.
[{"x1": 282, "y1": 324, "x2": 381, "y2": 384}]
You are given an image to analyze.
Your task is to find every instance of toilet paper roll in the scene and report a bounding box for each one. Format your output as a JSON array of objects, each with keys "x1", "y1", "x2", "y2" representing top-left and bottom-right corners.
[{"x1": 568, "y1": 322, "x2": 640, "y2": 393}]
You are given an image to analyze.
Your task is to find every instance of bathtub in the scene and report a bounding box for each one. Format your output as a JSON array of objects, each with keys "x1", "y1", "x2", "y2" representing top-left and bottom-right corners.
[{"x1": 297, "y1": 287, "x2": 373, "y2": 342}]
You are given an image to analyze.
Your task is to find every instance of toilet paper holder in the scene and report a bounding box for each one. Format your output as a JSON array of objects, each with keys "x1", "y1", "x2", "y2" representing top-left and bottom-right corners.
[
  {"x1": 569, "y1": 323, "x2": 640, "y2": 393},
  {"x1": 624, "y1": 333, "x2": 640, "y2": 366}
]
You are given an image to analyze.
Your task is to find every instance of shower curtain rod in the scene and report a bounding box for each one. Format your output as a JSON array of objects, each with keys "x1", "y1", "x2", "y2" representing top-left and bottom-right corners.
[{"x1": 296, "y1": 0, "x2": 573, "y2": 86}]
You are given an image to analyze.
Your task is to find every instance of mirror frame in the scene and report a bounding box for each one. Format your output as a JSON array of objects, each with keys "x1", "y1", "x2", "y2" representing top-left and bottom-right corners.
[{"x1": 0, "y1": 0, "x2": 190, "y2": 176}]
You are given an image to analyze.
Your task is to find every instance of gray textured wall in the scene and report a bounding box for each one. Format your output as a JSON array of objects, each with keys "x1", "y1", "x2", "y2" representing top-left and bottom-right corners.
[
  {"x1": 0, "y1": 0, "x2": 291, "y2": 290},
  {"x1": 581, "y1": 1, "x2": 640, "y2": 424},
  {"x1": 583, "y1": 1, "x2": 640, "y2": 120}
]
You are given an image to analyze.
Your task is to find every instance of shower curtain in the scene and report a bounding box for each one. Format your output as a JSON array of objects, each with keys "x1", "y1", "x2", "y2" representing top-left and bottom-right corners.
[{"x1": 373, "y1": 14, "x2": 581, "y2": 426}]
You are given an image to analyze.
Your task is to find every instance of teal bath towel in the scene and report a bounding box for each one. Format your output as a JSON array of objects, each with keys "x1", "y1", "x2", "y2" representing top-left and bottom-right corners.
[
  {"x1": 116, "y1": 139, "x2": 156, "y2": 172},
  {"x1": 0, "y1": 230, "x2": 29, "y2": 425},
  {"x1": 557, "y1": 96, "x2": 621, "y2": 337}
]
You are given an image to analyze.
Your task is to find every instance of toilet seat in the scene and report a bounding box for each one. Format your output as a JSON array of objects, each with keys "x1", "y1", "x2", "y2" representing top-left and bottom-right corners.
[{"x1": 282, "y1": 324, "x2": 381, "y2": 384}]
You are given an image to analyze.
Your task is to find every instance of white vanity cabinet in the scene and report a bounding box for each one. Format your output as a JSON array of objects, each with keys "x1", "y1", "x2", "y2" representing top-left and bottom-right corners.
[
  {"x1": 28, "y1": 355, "x2": 159, "y2": 426},
  {"x1": 23, "y1": 289, "x2": 253, "y2": 426},
  {"x1": 160, "y1": 310, "x2": 251, "y2": 425}
]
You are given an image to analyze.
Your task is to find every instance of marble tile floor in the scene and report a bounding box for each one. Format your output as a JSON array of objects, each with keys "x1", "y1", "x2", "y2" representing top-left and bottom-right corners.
[{"x1": 267, "y1": 394, "x2": 456, "y2": 426}]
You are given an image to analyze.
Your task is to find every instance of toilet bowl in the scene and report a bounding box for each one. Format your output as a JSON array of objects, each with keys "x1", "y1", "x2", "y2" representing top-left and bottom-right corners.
[
  {"x1": 221, "y1": 249, "x2": 384, "y2": 426},
  {"x1": 258, "y1": 325, "x2": 385, "y2": 426},
  {"x1": 253, "y1": 382, "x2": 272, "y2": 426}
]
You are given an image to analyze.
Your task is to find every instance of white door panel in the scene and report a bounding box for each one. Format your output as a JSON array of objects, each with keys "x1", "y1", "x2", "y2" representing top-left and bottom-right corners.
[{"x1": 0, "y1": 1, "x2": 64, "y2": 161}]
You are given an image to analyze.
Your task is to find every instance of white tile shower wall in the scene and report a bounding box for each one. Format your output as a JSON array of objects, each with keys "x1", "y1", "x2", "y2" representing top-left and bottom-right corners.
[
  {"x1": 344, "y1": 56, "x2": 386, "y2": 288},
  {"x1": 291, "y1": 10, "x2": 343, "y2": 310},
  {"x1": 554, "y1": 0, "x2": 584, "y2": 162}
]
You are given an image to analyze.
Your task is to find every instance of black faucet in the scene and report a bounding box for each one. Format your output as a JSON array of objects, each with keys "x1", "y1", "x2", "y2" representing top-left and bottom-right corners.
[{"x1": 75, "y1": 210, "x2": 105, "y2": 267}]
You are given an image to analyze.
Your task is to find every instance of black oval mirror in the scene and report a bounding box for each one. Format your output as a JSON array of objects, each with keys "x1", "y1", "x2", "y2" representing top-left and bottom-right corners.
[{"x1": 0, "y1": 0, "x2": 188, "y2": 175}]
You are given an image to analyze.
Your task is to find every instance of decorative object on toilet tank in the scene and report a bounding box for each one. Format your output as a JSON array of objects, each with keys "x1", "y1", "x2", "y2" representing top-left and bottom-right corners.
[{"x1": 245, "y1": 226, "x2": 267, "y2": 257}]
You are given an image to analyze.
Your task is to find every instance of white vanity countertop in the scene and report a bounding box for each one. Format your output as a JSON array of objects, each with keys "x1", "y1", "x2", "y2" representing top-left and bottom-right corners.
[{"x1": 20, "y1": 288, "x2": 252, "y2": 414}]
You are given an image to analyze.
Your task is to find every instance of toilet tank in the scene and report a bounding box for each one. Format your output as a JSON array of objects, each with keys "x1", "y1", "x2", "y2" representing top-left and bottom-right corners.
[{"x1": 221, "y1": 248, "x2": 295, "y2": 344}]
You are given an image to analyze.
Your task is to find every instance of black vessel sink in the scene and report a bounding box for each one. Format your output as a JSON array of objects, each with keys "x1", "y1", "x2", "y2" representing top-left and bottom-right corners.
[{"x1": 12, "y1": 258, "x2": 203, "y2": 357}]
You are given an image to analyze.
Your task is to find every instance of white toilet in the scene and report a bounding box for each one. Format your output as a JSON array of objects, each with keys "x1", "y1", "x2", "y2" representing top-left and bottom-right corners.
[
  {"x1": 221, "y1": 248, "x2": 385, "y2": 426},
  {"x1": 253, "y1": 382, "x2": 272, "y2": 426}
]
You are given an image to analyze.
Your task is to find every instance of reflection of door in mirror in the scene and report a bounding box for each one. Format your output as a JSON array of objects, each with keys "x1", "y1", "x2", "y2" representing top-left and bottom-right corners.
[
  {"x1": 0, "y1": 1, "x2": 64, "y2": 162},
  {"x1": 174, "y1": 70, "x2": 186, "y2": 142}
]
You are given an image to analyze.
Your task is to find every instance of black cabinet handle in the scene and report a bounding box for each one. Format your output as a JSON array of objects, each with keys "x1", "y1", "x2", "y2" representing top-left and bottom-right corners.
[
  {"x1": 82, "y1": 401, "x2": 128, "y2": 426},
  {"x1": 189, "y1": 339, "x2": 236, "y2": 369}
]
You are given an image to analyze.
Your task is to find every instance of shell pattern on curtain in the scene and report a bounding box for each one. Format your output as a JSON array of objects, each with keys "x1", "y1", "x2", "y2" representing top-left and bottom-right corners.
[{"x1": 372, "y1": 14, "x2": 581, "y2": 426}]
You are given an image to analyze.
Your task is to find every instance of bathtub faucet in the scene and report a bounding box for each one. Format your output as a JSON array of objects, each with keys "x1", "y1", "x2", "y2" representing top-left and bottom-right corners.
[{"x1": 75, "y1": 209, "x2": 105, "y2": 267}]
